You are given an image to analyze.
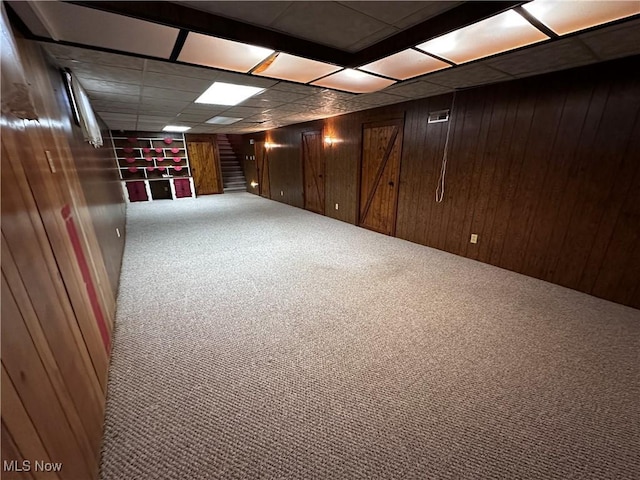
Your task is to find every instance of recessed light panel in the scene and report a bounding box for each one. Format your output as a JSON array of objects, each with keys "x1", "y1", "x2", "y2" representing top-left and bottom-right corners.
[
  {"x1": 310, "y1": 69, "x2": 395, "y2": 94},
  {"x1": 163, "y1": 125, "x2": 191, "y2": 132},
  {"x1": 21, "y1": 1, "x2": 179, "y2": 58},
  {"x1": 178, "y1": 32, "x2": 274, "y2": 72},
  {"x1": 358, "y1": 49, "x2": 451, "y2": 80},
  {"x1": 416, "y1": 10, "x2": 549, "y2": 64},
  {"x1": 253, "y1": 52, "x2": 342, "y2": 83},
  {"x1": 523, "y1": 0, "x2": 640, "y2": 35},
  {"x1": 206, "y1": 116, "x2": 244, "y2": 125},
  {"x1": 195, "y1": 82, "x2": 265, "y2": 106}
]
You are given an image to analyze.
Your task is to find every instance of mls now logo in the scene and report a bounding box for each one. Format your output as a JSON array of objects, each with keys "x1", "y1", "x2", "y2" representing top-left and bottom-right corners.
[{"x1": 3, "y1": 460, "x2": 63, "y2": 472}]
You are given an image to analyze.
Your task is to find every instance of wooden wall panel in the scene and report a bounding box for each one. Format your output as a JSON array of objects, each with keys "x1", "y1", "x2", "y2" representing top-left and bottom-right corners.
[
  {"x1": 1, "y1": 22, "x2": 124, "y2": 480},
  {"x1": 243, "y1": 56, "x2": 640, "y2": 309}
]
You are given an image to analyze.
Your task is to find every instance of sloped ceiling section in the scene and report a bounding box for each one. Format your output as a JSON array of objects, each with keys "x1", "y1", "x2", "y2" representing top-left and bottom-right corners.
[{"x1": 8, "y1": 1, "x2": 640, "y2": 133}]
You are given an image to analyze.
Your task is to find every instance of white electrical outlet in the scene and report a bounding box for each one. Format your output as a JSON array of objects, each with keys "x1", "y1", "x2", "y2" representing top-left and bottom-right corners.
[
  {"x1": 470, "y1": 234, "x2": 478, "y2": 244},
  {"x1": 280, "y1": 190, "x2": 284, "y2": 196},
  {"x1": 335, "y1": 203, "x2": 339, "y2": 210},
  {"x1": 116, "y1": 228, "x2": 121, "y2": 238}
]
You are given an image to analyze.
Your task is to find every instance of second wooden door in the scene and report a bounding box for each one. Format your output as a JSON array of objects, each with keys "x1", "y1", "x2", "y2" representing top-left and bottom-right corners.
[
  {"x1": 302, "y1": 131, "x2": 325, "y2": 214},
  {"x1": 186, "y1": 140, "x2": 223, "y2": 195},
  {"x1": 359, "y1": 119, "x2": 404, "y2": 236},
  {"x1": 255, "y1": 141, "x2": 271, "y2": 198}
]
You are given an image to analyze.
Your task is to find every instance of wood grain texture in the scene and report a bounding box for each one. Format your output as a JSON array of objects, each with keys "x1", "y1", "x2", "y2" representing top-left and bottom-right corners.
[
  {"x1": 243, "y1": 56, "x2": 640, "y2": 308},
  {"x1": 186, "y1": 141, "x2": 223, "y2": 195},
  {"x1": 302, "y1": 131, "x2": 325, "y2": 215},
  {"x1": 185, "y1": 134, "x2": 223, "y2": 195},
  {"x1": 359, "y1": 120, "x2": 403, "y2": 236},
  {"x1": 255, "y1": 141, "x2": 272, "y2": 199},
  {"x1": 1, "y1": 23, "x2": 124, "y2": 479}
]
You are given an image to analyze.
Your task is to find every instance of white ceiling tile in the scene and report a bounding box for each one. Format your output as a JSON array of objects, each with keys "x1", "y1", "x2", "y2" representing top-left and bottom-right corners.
[
  {"x1": 72, "y1": 64, "x2": 143, "y2": 84},
  {"x1": 269, "y1": 2, "x2": 389, "y2": 50},
  {"x1": 270, "y1": 82, "x2": 326, "y2": 95},
  {"x1": 425, "y1": 64, "x2": 512, "y2": 89},
  {"x1": 141, "y1": 86, "x2": 199, "y2": 102},
  {"x1": 382, "y1": 80, "x2": 451, "y2": 98},
  {"x1": 176, "y1": 1, "x2": 292, "y2": 27},
  {"x1": 142, "y1": 73, "x2": 215, "y2": 93},
  {"x1": 346, "y1": 26, "x2": 399, "y2": 53},
  {"x1": 178, "y1": 32, "x2": 274, "y2": 73},
  {"x1": 32, "y1": 2, "x2": 179, "y2": 58},
  {"x1": 486, "y1": 38, "x2": 597, "y2": 77},
  {"x1": 578, "y1": 18, "x2": 640, "y2": 61},
  {"x1": 144, "y1": 60, "x2": 221, "y2": 80},
  {"x1": 41, "y1": 43, "x2": 146, "y2": 69},
  {"x1": 79, "y1": 79, "x2": 141, "y2": 96},
  {"x1": 393, "y1": 2, "x2": 465, "y2": 29}
]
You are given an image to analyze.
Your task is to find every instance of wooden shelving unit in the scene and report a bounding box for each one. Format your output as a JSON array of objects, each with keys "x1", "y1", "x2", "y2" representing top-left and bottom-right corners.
[{"x1": 111, "y1": 131, "x2": 196, "y2": 202}]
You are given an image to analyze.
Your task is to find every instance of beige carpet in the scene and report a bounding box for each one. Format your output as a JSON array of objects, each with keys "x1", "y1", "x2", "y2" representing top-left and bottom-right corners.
[{"x1": 101, "y1": 192, "x2": 639, "y2": 480}]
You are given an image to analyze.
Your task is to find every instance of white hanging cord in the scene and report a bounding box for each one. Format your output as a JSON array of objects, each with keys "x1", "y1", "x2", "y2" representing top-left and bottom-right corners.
[{"x1": 436, "y1": 91, "x2": 456, "y2": 203}]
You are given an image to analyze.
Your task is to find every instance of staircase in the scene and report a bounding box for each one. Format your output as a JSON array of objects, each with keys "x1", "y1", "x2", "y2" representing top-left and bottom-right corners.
[{"x1": 217, "y1": 134, "x2": 246, "y2": 192}]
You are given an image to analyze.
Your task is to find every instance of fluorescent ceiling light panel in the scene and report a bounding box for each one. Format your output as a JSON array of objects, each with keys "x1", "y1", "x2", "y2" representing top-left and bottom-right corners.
[
  {"x1": 416, "y1": 10, "x2": 549, "y2": 64},
  {"x1": 253, "y1": 52, "x2": 342, "y2": 83},
  {"x1": 19, "y1": 1, "x2": 179, "y2": 58},
  {"x1": 195, "y1": 82, "x2": 265, "y2": 106},
  {"x1": 163, "y1": 125, "x2": 191, "y2": 132},
  {"x1": 310, "y1": 69, "x2": 396, "y2": 94},
  {"x1": 522, "y1": 0, "x2": 640, "y2": 35},
  {"x1": 178, "y1": 32, "x2": 274, "y2": 72},
  {"x1": 358, "y1": 49, "x2": 451, "y2": 80},
  {"x1": 206, "y1": 116, "x2": 244, "y2": 125}
]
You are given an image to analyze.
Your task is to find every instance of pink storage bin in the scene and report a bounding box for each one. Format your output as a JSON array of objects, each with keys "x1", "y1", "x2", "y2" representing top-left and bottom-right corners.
[
  {"x1": 123, "y1": 147, "x2": 134, "y2": 153},
  {"x1": 163, "y1": 137, "x2": 173, "y2": 145},
  {"x1": 173, "y1": 157, "x2": 181, "y2": 163},
  {"x1": 128, "y1": 166, "x2": 138, "y2": 173},
  {"x1": 155, "y1": 147, "x2": 163, "y2": 153},
  {"x1": 174, "y1": 166, "x2": 183, "y2": 172},
  {"x1": 142, "y1": 147, "x2": 151, "y2": 153},
  {"x1": 146, "y1": 166, "x2": 155, "y2": 172},
  {"x1": 125, "y1": 157, "x2": 136, "y2": 163},
  {"x1": 170, "y1": 147, "x2": 180, "y2": 154}
]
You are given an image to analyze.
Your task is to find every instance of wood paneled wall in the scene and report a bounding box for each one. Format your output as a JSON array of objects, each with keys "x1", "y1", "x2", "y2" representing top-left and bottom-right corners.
[
  {"x1": 1, "y1": 26, "x2": 125, "y2": 480},
  {"x1": 243, "y1": 56, "x2": 640, "y2": 309}
]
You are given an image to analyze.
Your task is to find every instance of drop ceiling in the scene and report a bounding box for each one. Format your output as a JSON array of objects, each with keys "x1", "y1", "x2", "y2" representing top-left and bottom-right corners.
[{"x1": 7, "y1": 0, "x2": 640, "y2": 134}]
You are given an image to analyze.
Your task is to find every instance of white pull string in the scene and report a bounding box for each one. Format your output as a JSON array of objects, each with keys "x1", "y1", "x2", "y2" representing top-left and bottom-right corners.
[{"x1": 436, "y1": 91, "x2": 456, "y2": 203}]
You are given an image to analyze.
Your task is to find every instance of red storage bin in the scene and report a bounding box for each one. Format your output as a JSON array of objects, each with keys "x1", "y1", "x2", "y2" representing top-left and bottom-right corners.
[
  {"x1": 174, "y1": 178, "x2": 191, "y2": 198},
  {"x1": 126, "y1": 181, "x2": 148, "y2": 202}
]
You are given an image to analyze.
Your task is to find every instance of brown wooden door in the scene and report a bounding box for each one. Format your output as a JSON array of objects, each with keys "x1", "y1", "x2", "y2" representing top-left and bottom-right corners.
[
  {"x1": 302, "y1": 131, "x2": 325, "y2": 214},
  {"x1": 255, "y1": 141, "x2": 271, "y2": 198},
  {"x1": 359, "y1": 119, "x2": 404, "y2": 235},
  {"x1": 186, "y1": 141, "x2": 222, "y2": 195}
]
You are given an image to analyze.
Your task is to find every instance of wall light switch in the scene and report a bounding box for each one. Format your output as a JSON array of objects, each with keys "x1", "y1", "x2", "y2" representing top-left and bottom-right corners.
[
  {"x1": 335, "y1": 203, "x2": 339, "y2": 210},
  {"x1": 470, "y1": 234, "x2": 478, "y2": 244},
  {"x1": 116, "y1": 228, "x2": 121, "y2": 238},
  {"x1": 280, "y1": 190, "x2": 284, "y2": 196}
]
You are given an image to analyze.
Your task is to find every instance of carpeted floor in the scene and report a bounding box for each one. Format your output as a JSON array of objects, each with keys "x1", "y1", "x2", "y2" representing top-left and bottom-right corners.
[{"x1": 100, "y1": 192, "x2": 639, "y2": 480}]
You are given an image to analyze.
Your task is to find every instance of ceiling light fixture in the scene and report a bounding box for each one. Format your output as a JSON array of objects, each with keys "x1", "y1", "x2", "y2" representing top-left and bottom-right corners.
[
  {"x1": 416, "y1": 9, "x2": 548, "y2": 64},
  {"x1": 206, "y1": 116, "x2": 244, "y2": 125},
  {"x1": 195, "y1": 82, "x2": 266, "y2": 106},
  {"x1": 310, "y1": 69, "x2": 396, "y2": 94},
  {"x1": 162, "y1": 125, "x2": 191, "y2": 132},
  {"x1": 358, "y1": 49, "x2": 451, "y2": 80},
  {"x1": 522, "y1": 0, "x2": 640, "y2": 35}
]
